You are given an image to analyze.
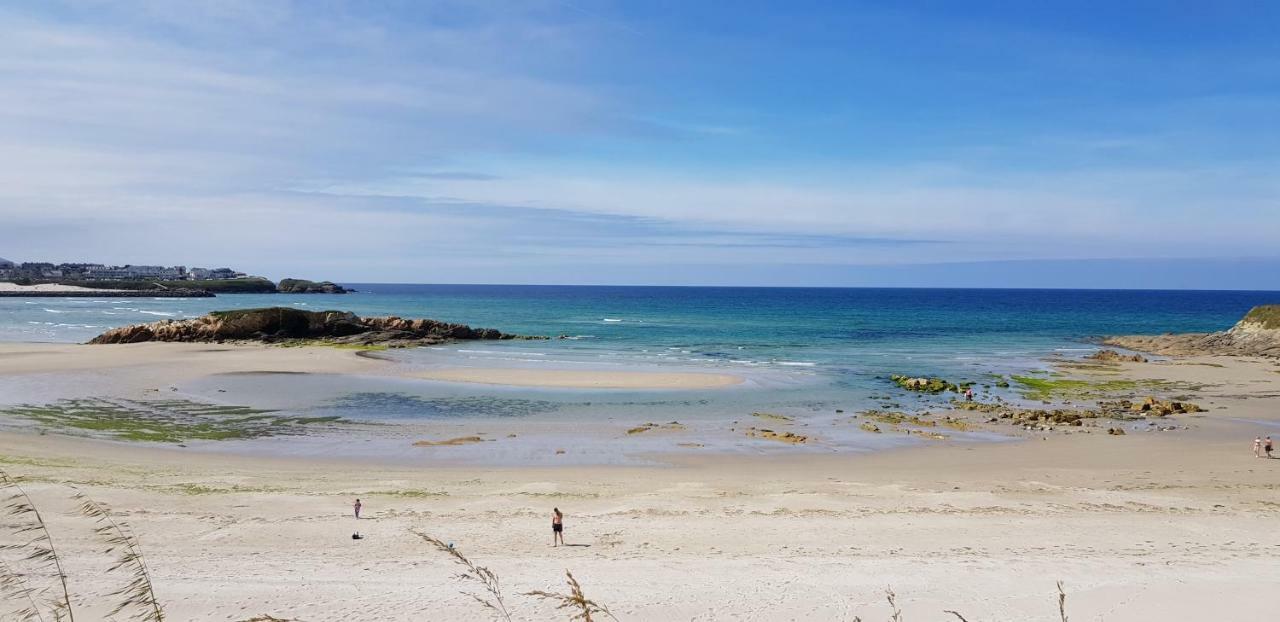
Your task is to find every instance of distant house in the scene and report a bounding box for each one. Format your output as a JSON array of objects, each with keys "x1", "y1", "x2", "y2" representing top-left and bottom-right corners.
[{"x1": 190, "y1": 267, "x2": 240, "y2": 280}]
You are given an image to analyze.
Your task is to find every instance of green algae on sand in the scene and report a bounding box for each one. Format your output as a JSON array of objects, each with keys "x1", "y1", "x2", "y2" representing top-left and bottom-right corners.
[
  {"x1": 0, "y1": 398, "x2": 347, "y2": 443},
  {"x1": 1009, "y1": 375, "x2": 1187, "y2": 401}
]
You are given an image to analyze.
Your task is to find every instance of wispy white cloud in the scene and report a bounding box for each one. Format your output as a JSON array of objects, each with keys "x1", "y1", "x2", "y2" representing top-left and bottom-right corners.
[{"x1": 0, "y1": 3, "x2": 1275, "y2": 286}]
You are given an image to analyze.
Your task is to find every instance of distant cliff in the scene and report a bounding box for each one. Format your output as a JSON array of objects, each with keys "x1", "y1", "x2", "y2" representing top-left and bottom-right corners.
[
  {"x1": 88, "y1": 307, "x2": 542, "y2": 346},
  {"x1": 1103, "y1": 305, "x2": 1280, "y2": 358}
]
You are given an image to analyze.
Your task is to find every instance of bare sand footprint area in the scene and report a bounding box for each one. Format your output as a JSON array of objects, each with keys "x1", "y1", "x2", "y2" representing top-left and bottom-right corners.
[{"x1": 0, "y1": 339, "x2": 1277, "y2": 620}]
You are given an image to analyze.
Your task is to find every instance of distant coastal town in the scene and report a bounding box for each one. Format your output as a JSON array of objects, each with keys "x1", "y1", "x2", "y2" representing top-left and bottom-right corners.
[
  {"x1": 0, "y1": 257, "x2": 347, "y2": 296},
  {"x1": 0, "y1": 258, "x2": 247, "y2": 282}
]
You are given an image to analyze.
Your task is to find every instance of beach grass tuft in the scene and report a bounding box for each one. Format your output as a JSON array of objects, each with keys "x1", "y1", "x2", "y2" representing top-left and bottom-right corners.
[
  {"x1": 72, "y1": 489, "x2": 164, "y2": 621},
  {"x1": 524, "y1": 570, "x2": 618, "y2": 622},
  {"x1": 0, "y1": 469, "x2": 164, "y2": 622},
  {"x1": 415, "y1": 532, "x2": 513, "y2": 622},
  {"x1": 0, "y1": 470, "x2": 74, "y2": 621}
]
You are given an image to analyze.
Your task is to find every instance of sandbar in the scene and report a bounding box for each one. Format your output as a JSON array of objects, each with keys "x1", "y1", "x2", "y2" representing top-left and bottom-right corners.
[
  {"x1": 410, "y1": 366, "x2": 744, "y2": 389},
  {"x1": 0, "y1": 282, "x2": 127, "y2": 292}
]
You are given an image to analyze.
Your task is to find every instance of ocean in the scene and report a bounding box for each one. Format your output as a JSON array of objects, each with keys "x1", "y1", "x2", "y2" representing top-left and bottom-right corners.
[{"x1": 0, "y1": 285, "x2": 1275, "y2": 463}]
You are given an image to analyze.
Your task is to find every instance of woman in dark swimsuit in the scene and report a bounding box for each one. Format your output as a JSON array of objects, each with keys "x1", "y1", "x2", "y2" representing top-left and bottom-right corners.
[{"x1": 552, "y1": 507, "x2": 564, "y2": 547}]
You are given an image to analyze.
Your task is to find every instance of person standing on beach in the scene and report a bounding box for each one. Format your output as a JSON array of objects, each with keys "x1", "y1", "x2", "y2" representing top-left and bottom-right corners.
[
  {"x1": 964, "y1": 387, "x2": 974, "y2": 402},
  {"x1": 552, "y1": 507, "x2": 564, "y2": 547},
  {"x1": 354, "y1": 498, "x2": 362, "y2": 519},
  {"x1": 1254, "y1": 437, "x2": 1263, "y2": 458},
  {"x1": 1266, "y1": 436, "x2": 1274, "y2": 459}
]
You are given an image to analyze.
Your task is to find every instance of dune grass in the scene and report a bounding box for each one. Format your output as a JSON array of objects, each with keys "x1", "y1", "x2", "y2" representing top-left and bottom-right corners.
[
  {"x1": 0, "y1": 470, "x2": 164, "y2": 621},
  {"x1": 1242, "y1": 305, "x2": 1280, "y2": 329}
]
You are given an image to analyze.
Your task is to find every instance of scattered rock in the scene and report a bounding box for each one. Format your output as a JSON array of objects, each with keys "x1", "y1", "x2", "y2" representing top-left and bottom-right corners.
[
  {"x1": 744, "y1": 427, "x2": 809, "y2": 444},
  {"x1": 752, "y1": 412, "x2": 793, "y2": 422},
  {"x1": 1087, "y1": 349, "x2": 1148, "y2": 363},
  {"x1": 413, "y1": 436, "x2": 485, "y2": 447},
  {"x1": 908, "y1": 429, "x2": 948, "y2": 440},
  {"x1": 1107, "y1": 427, "x2": 1126, "y2": 436},
  {"x1": 1100, "y1": 397, "x2": 1203, "y2": 416},
  {"x1": 626, "y1": 421, "x2": 687, "y2": 435},
  {"x1": 889, "y1": 375, "x2": 970, "y2": 394}
]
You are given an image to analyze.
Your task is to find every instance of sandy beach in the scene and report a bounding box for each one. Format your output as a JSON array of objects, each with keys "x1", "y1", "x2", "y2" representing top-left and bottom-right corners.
[
  {"x1": 0, "y1": 420, "x2": 1276, "y2": 621},
  {"x1": 0, "y1": 342, "x2": 744, "y2": 391},
  {"x1": 0, "y1": 282, "x2": 127, "y2": 293},
  {"x1": 0, "y1": 340, "x2": 1276, "y2": 619}
]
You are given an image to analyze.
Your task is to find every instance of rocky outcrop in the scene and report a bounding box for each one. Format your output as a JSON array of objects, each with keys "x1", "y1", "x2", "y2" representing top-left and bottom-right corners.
[
  {"x1": 276, "y1": 279, "x2": 349, "y2": 294},
  {"x1": 1102, "y1": 304, "x2": 1280, "y2": 358},
  {"x1": 889, "y1": 375, "x2": 971, "y2": 393},
  {"x1": 1086, "y1": 349, "x2": 1147, "y2": 363},
  {"x1": 88, "y1": 307, "x2": 542, "y2": 346}
]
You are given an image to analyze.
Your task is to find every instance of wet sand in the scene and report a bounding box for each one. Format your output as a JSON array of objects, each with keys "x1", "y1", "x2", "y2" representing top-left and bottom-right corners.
[
  {"x1": 411, "y1": 366, "x2": 744, "y2": 389},
  {"x1": 0, "y1": 342, "x2": 743, "y2": 391}
]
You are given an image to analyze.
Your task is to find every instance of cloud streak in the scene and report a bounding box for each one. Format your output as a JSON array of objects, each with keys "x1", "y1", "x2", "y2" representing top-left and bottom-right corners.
[{"x1": 0, "y1": 2, "x2": 1276, "y2": 287}]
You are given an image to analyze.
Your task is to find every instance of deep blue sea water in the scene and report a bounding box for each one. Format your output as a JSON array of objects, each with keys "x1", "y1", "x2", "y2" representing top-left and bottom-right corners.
[
  {"x1": 1, "y1": 285, "x2": 1276, "y2": 462},
  {"x1": 3, "y1": 284, "x2": 1274, "y2": 345}
]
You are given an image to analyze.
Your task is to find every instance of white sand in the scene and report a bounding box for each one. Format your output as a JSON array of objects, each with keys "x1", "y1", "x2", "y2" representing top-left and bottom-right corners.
[
  {"x1": 0, "y1": 430, "x2": 1276, "y2": 621},
  {"x1": 0, "y1": 342, "x2": 1277, "y2": 619},
  {"x1": 0, "y1": 282, "x2": 126, "y2": 292},
  {"x1": 0, "y1": 342, "x2": 744, "y2": 391}
]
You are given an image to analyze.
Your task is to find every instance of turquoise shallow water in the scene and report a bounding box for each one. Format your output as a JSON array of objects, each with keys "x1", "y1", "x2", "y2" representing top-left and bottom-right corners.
[{"x1": 0, "y1": 285, "x2": 1275, "y2": 463}]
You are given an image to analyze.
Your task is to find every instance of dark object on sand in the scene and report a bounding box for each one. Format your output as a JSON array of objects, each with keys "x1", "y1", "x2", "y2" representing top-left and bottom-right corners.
[
  {"x1": 88, "y1": 307, "x2": 546, "y2": 346},
  {"x1": 352, "y1": 532, "x2": 363, "y2": 540}
]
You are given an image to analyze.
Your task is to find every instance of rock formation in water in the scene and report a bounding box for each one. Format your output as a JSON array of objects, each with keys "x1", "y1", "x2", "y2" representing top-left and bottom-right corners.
[
  {"x1": 276, "y1": 278, "x2": 350, "y2": 294},
  {"x1": 1102, "y1": 304, "x2": 1280, "y2": 357},
  {"x1": 88, "y1": 307, "x2": 541, "y2": 346}
]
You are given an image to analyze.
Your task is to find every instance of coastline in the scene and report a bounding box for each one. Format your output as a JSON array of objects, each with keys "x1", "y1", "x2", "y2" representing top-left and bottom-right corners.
[
  {"x1": 0, "y1": 282, "x2": 213, "y2": 297},
  {"x1": 0, "y1": 308, "x2": 1278, "y2": 619}
]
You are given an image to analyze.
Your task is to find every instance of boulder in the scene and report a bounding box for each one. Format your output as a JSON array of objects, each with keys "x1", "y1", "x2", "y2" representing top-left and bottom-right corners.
[
  {"x1": 1086, "y1": 349, "x2": 1148, "y2": 363},
  {"x1": 276, "y1": 278, "x2": 350, "y2": 294},
  {"x1": 89, "y1": 307, "x2": 541, "y2": 346}
]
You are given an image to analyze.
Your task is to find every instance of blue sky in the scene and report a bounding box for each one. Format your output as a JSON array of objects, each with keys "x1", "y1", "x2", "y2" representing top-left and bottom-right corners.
[{"x1": 1, "y1": 1, "x2": 1277, "y2": 288}]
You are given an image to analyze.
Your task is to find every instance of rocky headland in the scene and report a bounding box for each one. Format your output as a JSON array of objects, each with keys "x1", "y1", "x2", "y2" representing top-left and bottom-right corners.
[
  {"x1": 276, "y1": 278, "x2": 350, "y2": 294},
  {"x1": 1103, "y1": 304, "x2": 1280, "y2": 358},
  {"x1": 88, "y1": 307, "x2": 542, "y2": 346}
]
